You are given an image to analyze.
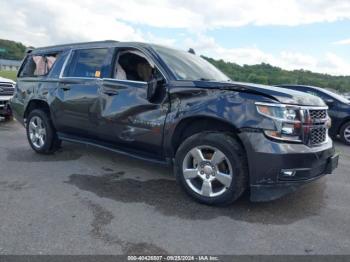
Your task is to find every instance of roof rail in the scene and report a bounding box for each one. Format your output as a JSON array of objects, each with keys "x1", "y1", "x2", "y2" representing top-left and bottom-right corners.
[{"x1": 33, "y1": 40, "x2": 120, "y2": 52}]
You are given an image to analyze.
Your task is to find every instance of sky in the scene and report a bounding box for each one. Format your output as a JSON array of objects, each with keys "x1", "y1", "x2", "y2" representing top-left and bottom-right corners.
[{"x1": 1, "y1": 0, "x2": 350, "y2": 75}]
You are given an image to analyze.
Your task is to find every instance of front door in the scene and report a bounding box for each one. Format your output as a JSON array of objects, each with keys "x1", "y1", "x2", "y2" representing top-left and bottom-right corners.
[{"x1": 97, "y1": 48, "x2": 169, "y2": 158}]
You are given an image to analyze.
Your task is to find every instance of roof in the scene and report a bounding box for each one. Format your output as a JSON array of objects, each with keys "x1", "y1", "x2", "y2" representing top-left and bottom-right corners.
[
  {"x1": 29, "y1": 40, "x2": 162, "y2": 55},
  {"x1": 30, "y1": 40, "x2": 121, "y2": 54},
  {"x1": 0, "y1": 59, "x2": 21, "y2": 66}
]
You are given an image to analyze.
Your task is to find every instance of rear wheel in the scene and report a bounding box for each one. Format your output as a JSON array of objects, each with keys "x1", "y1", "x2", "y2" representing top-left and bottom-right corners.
[
  {"x1": 26, "y1": 109, "x2": 61, "y2": 154},
  {"x1": 340, "y1": 121, "x2": 350, "y2": 145},
  {"x1": 174, "y1": 132, "x2": 248, "y2": 205}
]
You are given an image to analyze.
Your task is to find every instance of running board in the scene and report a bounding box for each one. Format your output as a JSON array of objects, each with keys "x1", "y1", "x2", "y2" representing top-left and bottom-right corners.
[{"x1": 57, "y1": 133, "x2": 169, "y2": 166}]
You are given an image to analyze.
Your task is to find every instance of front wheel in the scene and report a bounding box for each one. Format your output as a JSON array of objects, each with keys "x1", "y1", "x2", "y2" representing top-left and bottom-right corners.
[
  {"x1": 174, "y1": 132, "x2": 248, "y2": 205},
  {"x1": 340, "y1": 121, "x2": 350, "y2": 145},
  {"x1": 26, "y1": 109, "x2": 61, "y2": 154}
]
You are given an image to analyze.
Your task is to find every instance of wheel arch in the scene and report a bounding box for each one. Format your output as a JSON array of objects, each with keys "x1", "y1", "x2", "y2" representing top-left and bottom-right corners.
[
  {"x1": 338, "y1": 117, "x2": 350, "y2": 134},
  {"x1": 171, "y1": 115, "x2": 244, "y2": 156},
  {"x1": 24, "y1": 99, "x2": 51, "y2": 120}
]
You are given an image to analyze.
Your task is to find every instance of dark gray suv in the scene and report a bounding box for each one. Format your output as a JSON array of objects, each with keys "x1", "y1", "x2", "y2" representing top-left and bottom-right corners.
[{"x1": 10, "y1": 41, "x2": 339, "y2": 205}]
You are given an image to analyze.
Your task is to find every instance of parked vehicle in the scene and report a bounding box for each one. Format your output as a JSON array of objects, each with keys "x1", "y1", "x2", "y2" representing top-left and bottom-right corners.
[
  {"x1": 10, "y1": 41, "x2": 339, "y2": 205},
  {"x1": 344, "y1": 93, "x2": 350, "y2": 101},
  {"x1": 277, "y1": 84, "x2": 350, "y2": 145},
  {"x1": 0, "y1": 76, "x2": 15, "y2": 119}
]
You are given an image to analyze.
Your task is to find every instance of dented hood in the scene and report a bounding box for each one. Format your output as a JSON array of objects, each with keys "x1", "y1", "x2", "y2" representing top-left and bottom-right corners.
[{"x1": 192, "y1": 80, "x2": 326, "y2": 107}]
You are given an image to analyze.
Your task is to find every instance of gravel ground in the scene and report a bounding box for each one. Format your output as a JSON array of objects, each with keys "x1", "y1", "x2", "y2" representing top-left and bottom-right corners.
[{"x1": 0, "y1": 118, "x2": 349, "y2": 255}]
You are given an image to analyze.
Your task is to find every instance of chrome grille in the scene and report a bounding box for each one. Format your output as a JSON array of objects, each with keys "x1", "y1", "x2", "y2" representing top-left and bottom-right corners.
[
  {"x1": 0, "y1": 83, "x2": 14, "y2": 96},
  {"x1": 309, "y1": 109, "x2": 327, "y2": 120},
  {"x1": 306, "y1": 108, "x2": 328, "y2": 146},
  {"x1": 310, "y1": 127, "x2": 327, "y2": 145}
]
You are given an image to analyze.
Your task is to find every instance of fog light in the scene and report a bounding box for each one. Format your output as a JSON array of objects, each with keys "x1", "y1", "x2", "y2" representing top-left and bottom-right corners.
[{"x1": 280, "y1": 170, "x2": 296, "y2": 177}]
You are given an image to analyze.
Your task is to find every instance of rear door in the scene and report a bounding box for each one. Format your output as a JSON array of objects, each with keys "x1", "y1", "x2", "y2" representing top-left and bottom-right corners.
[
  {"x1": 97, "y1": 47, "x2": 169, "y2": 158},
  {"x1": 52, "y1": 48, "x2": 113, "y2": 138}
]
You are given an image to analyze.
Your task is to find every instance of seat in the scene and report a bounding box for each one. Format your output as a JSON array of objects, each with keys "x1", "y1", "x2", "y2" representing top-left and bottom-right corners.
[
  {"x1": 136, "y1": 62, "x2": 153, "y2": 82},
  {"x1": 115, "y1": 62, "x2": 127, "y2": 80}
]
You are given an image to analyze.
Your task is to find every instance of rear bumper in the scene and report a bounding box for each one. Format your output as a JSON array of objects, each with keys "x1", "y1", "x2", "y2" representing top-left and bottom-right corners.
[{"x1": 239, "y1": 131, "x2": 339, "y2": 202}]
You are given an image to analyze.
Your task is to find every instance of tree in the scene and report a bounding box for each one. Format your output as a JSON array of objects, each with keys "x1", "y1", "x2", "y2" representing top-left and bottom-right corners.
[
  {"x1": 201, "y1": 56, "x2": 350, "y2": 92},
  {"x1": 188, "y1": 48, "x2": 196, "y2": 55},
  {"x1": 0, "y1": 39, "x2": 27, "y2": 60}
]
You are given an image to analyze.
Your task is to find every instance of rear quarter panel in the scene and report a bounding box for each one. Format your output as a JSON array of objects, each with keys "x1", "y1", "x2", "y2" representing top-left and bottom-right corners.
[{"x1": 10, "y1": 78, "x2": 58, "y2": 125}]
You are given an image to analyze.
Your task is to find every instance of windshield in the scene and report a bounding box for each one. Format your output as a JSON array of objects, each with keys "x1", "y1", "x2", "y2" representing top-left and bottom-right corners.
[{"x1": 153, "y1": 45, "x2": 231, "y2": 82}]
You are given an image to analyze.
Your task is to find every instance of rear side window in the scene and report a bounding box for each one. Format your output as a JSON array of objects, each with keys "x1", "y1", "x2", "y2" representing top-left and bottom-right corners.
[
  {"x1": 64, "y1": 48, "x2": 109, "y2": 78},
  {"x1": 19, "y1": 53, "x2": 59, "y2": 77}
]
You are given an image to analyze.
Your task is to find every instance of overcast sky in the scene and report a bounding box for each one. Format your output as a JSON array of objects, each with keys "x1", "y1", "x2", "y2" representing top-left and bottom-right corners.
[{"x1": 1, "y1": 0, "x2": 350, "y2": 75}]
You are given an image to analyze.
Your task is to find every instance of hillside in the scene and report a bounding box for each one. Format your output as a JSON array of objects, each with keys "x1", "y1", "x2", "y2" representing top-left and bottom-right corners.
[
  {"x1": 203, "y1": 56, "x2": 350, "y2": 93},
  {"x1": 0, "y1": 39, "x2": 27, "y2": 60},
  {"x1": 0, "y1": 39, "x2": 349, "y2": 91}
]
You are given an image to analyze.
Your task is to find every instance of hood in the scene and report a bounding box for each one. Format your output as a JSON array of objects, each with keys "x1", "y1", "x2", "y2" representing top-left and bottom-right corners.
[
  {"x1": 0, "y1": 77, "x2": 15, "y2": 84},
  {"x1": 192, "y1": 80, "x2": 325, "y2": 107}
]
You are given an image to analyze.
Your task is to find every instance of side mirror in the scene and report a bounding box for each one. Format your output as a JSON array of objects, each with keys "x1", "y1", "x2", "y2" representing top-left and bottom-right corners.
[
  {"x1": 147, "y1": 78, "x2": 158, "y2": 101},
  {"x1": 147, "y1": 74, "x2": 165, "y2": 101},
  {"x1": 324, "y1": 98, "x2": 335, "y2": 106}
]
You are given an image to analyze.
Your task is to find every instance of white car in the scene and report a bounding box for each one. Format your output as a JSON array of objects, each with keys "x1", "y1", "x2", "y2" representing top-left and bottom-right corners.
[{"x1": 0, "y1": 76, "x2": 15, "y2": 119}]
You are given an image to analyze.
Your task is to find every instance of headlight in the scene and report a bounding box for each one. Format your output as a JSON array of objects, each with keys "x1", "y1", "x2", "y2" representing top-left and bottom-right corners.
[{"x1": 256, "y1": 102, "x2": 303, "y2": 142}]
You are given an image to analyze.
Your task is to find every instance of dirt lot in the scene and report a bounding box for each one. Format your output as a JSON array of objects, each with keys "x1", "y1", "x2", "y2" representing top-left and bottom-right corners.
[{"x1": 0, "y1": 118, "x2": 349, "y2": 255}]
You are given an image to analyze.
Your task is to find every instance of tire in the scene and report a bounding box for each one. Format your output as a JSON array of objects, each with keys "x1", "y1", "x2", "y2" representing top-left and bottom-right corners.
[
  {"x1": 340, "y1": 121, "x2": 350, "y2": 145},
  {"x1": 4, "y1": 115, "x2": 13, "y2": 121},
  {"x1": 174, "y1": 132, "x2": 248, "y2": 205},
  {"x1": 26, "y1": 109, "x2": 61, "y2": 154}
]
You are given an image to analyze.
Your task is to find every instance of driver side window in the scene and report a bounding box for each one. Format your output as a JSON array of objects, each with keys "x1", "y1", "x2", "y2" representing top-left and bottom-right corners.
[
  {"x1": 305, "y1": 90, "x2": 329, "y2": 101},
  {"x1": 114, "y1": 49, "x2": 155, "y2": 82}
]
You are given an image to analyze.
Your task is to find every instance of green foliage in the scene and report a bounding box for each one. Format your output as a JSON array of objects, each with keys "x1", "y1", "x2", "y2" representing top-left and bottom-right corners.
[
  {"x1": 203, "y1": 56, "x2": 350, "y2": 93},
  {"x1": 0, "y1": 71, "x2": 17, "y2": 81},
  {"x1": 0, "y1": 39, "x2": 27, "y2": 60}
]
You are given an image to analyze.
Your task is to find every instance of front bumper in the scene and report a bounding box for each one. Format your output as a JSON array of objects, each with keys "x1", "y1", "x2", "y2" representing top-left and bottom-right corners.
[
  {"x1": 239, "y1": 131, "x2": 339, "y2": 202},
  {"x1": 0, "y1": 96, "x2": 12, "y2": 116}
]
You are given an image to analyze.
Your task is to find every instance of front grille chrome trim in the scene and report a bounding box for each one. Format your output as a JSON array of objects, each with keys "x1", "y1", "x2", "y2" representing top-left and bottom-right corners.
[{"x1": 302, "y1": 108, "x2": 329, "y2": 147}]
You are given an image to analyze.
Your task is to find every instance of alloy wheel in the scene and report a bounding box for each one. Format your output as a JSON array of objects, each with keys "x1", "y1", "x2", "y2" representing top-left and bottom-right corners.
[
  {"x1": 344, "y1": 126, "x2": 350, "y2": 143},
  {"x1": 28, "y1": 116, "x2": 47, "y2": 149},
  {"x1": 182, "y1": 145, "x2": 233, "y2": 197}
]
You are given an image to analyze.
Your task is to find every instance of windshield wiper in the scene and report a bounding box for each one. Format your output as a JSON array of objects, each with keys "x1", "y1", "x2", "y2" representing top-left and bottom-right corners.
[{"x1": 195, "y1": 78, "x2": 215, "y2": 81}]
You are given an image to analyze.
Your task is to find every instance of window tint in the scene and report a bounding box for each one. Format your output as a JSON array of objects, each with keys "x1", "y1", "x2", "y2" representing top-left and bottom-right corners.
[
  {"x1": 153, "y1": 45, "x2": 230, "y2": 82},
  {"x1": 286, "y1": 86, "x2": 349, "y2": 104},
  {"x1": 19, "y1": 54, "x2": 58, "y2": 77},
  {"x1": 306, "y1": 90, "x2": 328, "y2": 100},
  {"x1": 48, "y1": 52, "x2": 69, "y2": 78},
  {"x1": 320, "y1": 88, "x2": 350, "y2": 104},
  {"x1": 65, "y1": 48, "x2": 109, "y2": 78}
]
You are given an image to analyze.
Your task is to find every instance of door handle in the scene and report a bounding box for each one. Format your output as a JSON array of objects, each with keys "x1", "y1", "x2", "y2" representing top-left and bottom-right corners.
[
  {"x1": 103, "y1": 90, "x2": 119, "y2": 96},
  {"x1": 60, "y1": 86, "x2": 71, "y2": 91}
]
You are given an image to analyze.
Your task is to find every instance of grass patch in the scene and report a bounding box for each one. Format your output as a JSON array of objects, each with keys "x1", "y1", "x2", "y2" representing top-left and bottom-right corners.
[{"x1": 0, "y1": 71, "x2": 17, "y2": 81}]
